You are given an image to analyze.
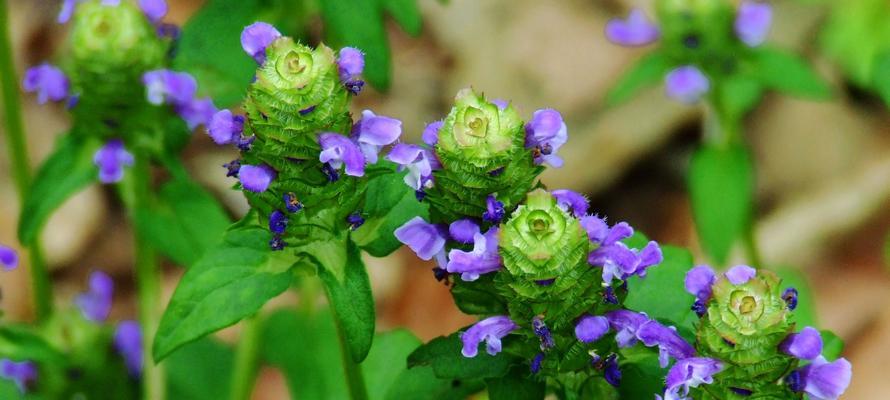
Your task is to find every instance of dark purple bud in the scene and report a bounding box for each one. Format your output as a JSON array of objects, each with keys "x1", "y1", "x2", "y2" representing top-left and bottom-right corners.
[
  {"x1": 603, "y1": 354, "x2": 621, "y2": 387},
  {"x1": 344, "y1": 79, "x2": 365, "y2": 95},
  {"x1": 692, "y1": 298, "x2": 708, "y2": 317},
  {"x1": 432, "y1": 267, "x2": 449, "y2": 282},
  {"x1": 269, "y1": 210, "x2": 288, "y2": 234},
  {"x1": 283, "y1": 193, "x2": 303, "y2": 213},
  {"x1": 322, "y1": 163, "x2": 340, "y2": 182},
  {"x1": 237, "y1": 135, "x2": 255, "y2": 151},
  {"x1": 347, "y1": 212, "x2": 365, "y2": 231},
  {"x1": 299, "y1": 105, "x2": 316, "y2": 115},
  {"x1": 224, "y1": 159, "x2": 241, "y2": 177},
  {"x1": 783, "y1": 287, "x2": 799, "y2": 311},
  {"x1": 415, "y1": 190, "x2": 427, "y2": 202},
  {"x1": 532, "y1": 317, "x2": 555, "y2": 350},
  {"x1": 482, "y1": 195, "x2": 505, "y2": 223},
  {"x1": 730, "y1": 387, "x2": 753, "y2": 396},
  {"x1": 535, "y1": 278, "x2": 555, "y2": 286},
  {"x1": 269, "y1": 235, "x2": 285, "y2": 251},
  {"x1": 786, "y1": 370, "x2": 804, "y2": 392},
  {"x1": 530, "y1": 353, "x2": 544, "y2": 374},
  {"x1": 603, "y1": 286, "x2": 619, "y2": 304}
]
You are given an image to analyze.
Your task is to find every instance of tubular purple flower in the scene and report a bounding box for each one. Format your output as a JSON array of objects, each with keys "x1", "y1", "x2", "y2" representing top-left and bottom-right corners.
[
  {"x1": 319, "y1": 133, "x2": 366, "y2": 177},
  {"x1": 446, "y1": 228, "x2": 502, "y2": 281},
  {"x1": 482, "y1": 195, "x2": 505, "y2": 223},
  {"x1": 386, "y1": 143, "x2": 440, "y2": 190},
  {"x1": 684, "y1": 265, "x2": 716, "y2": 300},
  {"x1": 139, "y1": 0, "x2": 167, "y2": 23},
  {"x1": 525, "y1": 108, "x2": 568, "y2": 167},
  {"x1": 394, "y1": 217, "x2": 446, "y2": 261},
  {"x1": 353, "y1": 110, "x2": 402, "y2": 164},
  {"x1": 76, "y1": 270, "x2": 114, "y2": 322},
  {"x1": 637, "y1": 320, "x2": 696, "y2": 367},
  {"x1": 337, "y1": 47, "x2": 365, "y2": 82},
  {"x1": 23, "y1": 64, "x2": 70, "y2": 104},
  {"x1": 779, "y1": 327, "x2": 823, "y2": 361},
  {"x1": 0, "y1": 359, "x2": 37, "y2": 393},
  {"x1": 460, "y1": 316, "x2": 519, "y2": 358},
  {"x1": 114, "y1": 320, "x2": 143, "y2": 376},
  {"x1": 0, "y1": 245, "x2": 18, "y2": 271},
  {"x1": 605, "y1": 8, "x2": 660, "y2": 47},
  {"x1": 552, "y1": 189, "x2": 589, "y2": 217},
  {"x1": 603, "y1": 354, "x2": 622, "y2": 387},
  {"x1": 575, "y1": 315, "x2": 610, "y2": 343},
  {"x1": 664, "y1": 66, "x2": 710, "y2": 104},
  {"x1": 238, "y1": 164, "x2": 276, "y2": 193},
  {"x1": 605, "y1": 310, "x2": 649, "y2": 348},
  {"x1": 724, "y1": 265, "x2": 756, "y2": 285},
  {"x1": 241, "y1": 22, "x2": 282, "y2": 64},
  {"x1": 93, "y1": 139, "x2": 134, "y2": 184},
  {"x1": 142, "y1": 69, "x2": 197, "y2": 107},
  {"x1": 795, "y1": 356, "x2": 852, "y2": 400},
  {"x1": 208, "y1": 109, "x2": 245, "y2": 145},
  {"x1": 422, "y1": 120, "x2": 443, "y2": 146},
  {"x1": 580, "y1": 215, "x2": 609, "y2": 243},
  {"x1": 176, "y1": 97, "x2": 217, "y2": 129},
  {"x1": 593, "y1": 240, "x2": 663, "y2": 284},
  {"x1": 735, "y1": 1, "x2": 772, "y2": 47},
  {"x1": 660, "y1": 358, "x2": 724, "y2": 400},
  {"x1": 449, "y1": 219, "x2": 480, "y2": 244}
]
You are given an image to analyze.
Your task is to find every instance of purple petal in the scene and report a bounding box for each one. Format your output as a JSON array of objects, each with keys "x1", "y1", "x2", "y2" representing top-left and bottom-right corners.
[
  {"x1": 114, "y1": 320, "x2": 143, "y2": 376},
  {"x1": 605, "y1": 310, "x2": 650, "y2": 348},
  {"x1": 735, "y1": 1, "x2": 772, "y2": 47},
  {"x1": 446, "y1": 228, "x2": 502, "y2": 281},
  {"x1": 353, "y1": 110, "x2": 402, "y2": 164},
  {"x1": 238, "y1": 164, "x2": 276, "y2": 193},
  {"x1": 603, "y1": 221, "x2": 633, "y2": 246},
  {"x1": 76, "y1": 271, "x2": 114, "y2": 322},
  {"x1": 637, "y1": 241, "x2": 663, "y2": 271},
  {"x1": 319, "y1": 133, "x2": 366, "y2": 177},
  {"x1": 241, "y1": 22, "x2": 282, "y2": 64},
  {"x1": 394, "y1": 217, "x2": 446, "y2": 261},
  {"x1": 386, "y1": 143, "x2": 438, "y2": 190},
  {"x1": 482, "y1": 195, "x2": 505, "y2": 224},
  {"x1": 23, "y1": 64, "x2": 69, "y2": 104},
  {"x1": 665, "y1": 66, "x2": 710, "y2": 104},
  {"x1": 685, "y1": 265, "x2": 716, "y2": 300},
  {"x1": 422, "y1": 120, "x2": 443, "y2": 146},
  {"x1": 552, "y1": 189, "x2": 589, "y2": 217},
  {"x1": 142, "y1": 69, "x2": 197, "y2": 106},
  {"x1": 637, "y1": 320, "x2": 696, "y2": 367},
  {"x1": 724, "y1": 265, "x2": 756, "y2": 285},
  {"x1": 580, "y1": 215, "x2": 609, "y2": 243},
  {"x1": 460, "y1": 316, "x2": 518, "y2": 358},
  {"x1": 93, "y1": 139, "x2": 134, "y2": 184},
  {"x1": 663, "y1": 357, "x2": 723, "y2": 399},
  {"x1": 575, "y1": 315, "x2": 610, "y2": 343},
  {"x1": 0, "y1": 245, "x2": 18, "y2": 271},
  {"x1": 525, "y1": 109, "x2": 568, "y2": 168},
  {"x1": 491, "y1": 99, "x2": 509, "y2": 110},
  {"x1": 208, "y1": 110, "x2": 245, "y2": 145},
  {"x1": 780, "y1": 327, "x2": 823, "y2": 361},
  {"x1": 338, "y1": 47, "x2": 365, "y2": 81},
  {"x1": 0, "y1": 359, "x2": 37, "y2": 393},
  {"x1": 449, "y1": 219, "x2": 480, "y2": 244},
  {"x1": 138, "y1": 0, "x2": 167, "y2": 23},
  {"x1": 176, "y1": 97, "x2": 217, "y2": 130},
  {"x1": 799, "y1": 356, "x2": 852, "y2": 400},
  {"x1": 605, "y1": 8, "x2": 660, "y2": 47},
  {"x1": 58, "y1": 0, "x2": 81, "y2": 23}
]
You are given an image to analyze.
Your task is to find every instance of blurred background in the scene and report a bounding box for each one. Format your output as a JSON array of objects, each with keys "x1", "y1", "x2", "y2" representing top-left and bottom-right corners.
[{"x1": 2, "y1": 0, "x2": 889, "y2": 398}]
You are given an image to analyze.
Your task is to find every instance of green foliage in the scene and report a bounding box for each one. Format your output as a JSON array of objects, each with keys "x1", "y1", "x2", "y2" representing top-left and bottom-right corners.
[
  {"x1": 18, "y1": 135, "x2": 101, "y2": 243},
  {"x1": 352, "y1": 166, "x2": 429, "y2": 257},
  {"x1": 385, "y1": 365, "x2": 485, "y2": 400},
  {"x1": 624, "y1": 246, "x2": 698, "y2": 337},
  {"x1": 166, "y1": 337, "x2": 235, "y2": 400},
  {"x1": 820, "y1": 0, "x2": 890, "y2": 88},
  {"x1": 751, "y1": 47, "x2": 832, "y2": 100},
  {"x1": 317, "y1": 241, "x2": 376, "y2": 363},
  {"x1": 605, "y1": 52, "x2": 671, "y2": 106},
  {"x1": 407, "y1": 333, "x2": 518, "y2": 380},
  {"x1": 382, "y1": 0, "x2": 423, "y2": 36},
  {"x1": 153, "y1": 222, "x2": 295, "y2": 361},
  {"x1": 688, "y1": 143, "x2": 754, "y2": 266},
  {"x1": 485, "y1": 366, "x2": 546, "y2": 400},
  {"x1": 617, "y1": 346, "x2": 664, "y2": 399},
  {"x1": 873, "y1": 51, "x2": 890, "y2": 108},
  {"x1": 820, "y1": 330, "x2": 845, "y2": 361},
  {"x1": 716, "y1": 75, "x2": 763, "y2": 123}
]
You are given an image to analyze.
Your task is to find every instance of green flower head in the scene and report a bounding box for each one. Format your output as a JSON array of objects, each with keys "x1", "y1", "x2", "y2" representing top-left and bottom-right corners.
[
  {"x1": 436, "y1": 88, "x2": 524, "y2": 167},
  {"x1": 707, "y1": 268, "x2": 787, "y2": 337},
  {"x1": 69, "y1": 0, "x2": 165, "y2": 73}
]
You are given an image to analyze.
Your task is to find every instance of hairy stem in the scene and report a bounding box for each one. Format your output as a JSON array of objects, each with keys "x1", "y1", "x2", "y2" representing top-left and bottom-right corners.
[
  {"x1": 0, "y1": 0, "x2": 53, "y2": 320},
  {"x1": 229, "y1": 315, "x2": 264, "y2": 400},
  {"x1": 325, "y1": 288, "x2": 369, "y2": 400}
]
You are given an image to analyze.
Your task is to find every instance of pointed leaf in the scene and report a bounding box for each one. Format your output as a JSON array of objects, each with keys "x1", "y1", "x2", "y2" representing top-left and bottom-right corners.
[
  {"x1": 317, "y1": 241, "x2": 376, "y2": 362},
  {"x1": 605, "y1": 52, "x2": 671, "y2": 106},
  {"x1": 382, "y1": 0, "x2": 422, "y2": 36},
  {"x1": 166, "y1": 337, "x2": 234, "y2": 400},
  {"x1": 485, "y1": 366, "x2": 545, "y2": 400},
  {"x1": 407, "y1": 333, "x2": 518, "y2": 380},
  {"x1": 752, "y1": 47, "x2": 831, "y2": 99}
]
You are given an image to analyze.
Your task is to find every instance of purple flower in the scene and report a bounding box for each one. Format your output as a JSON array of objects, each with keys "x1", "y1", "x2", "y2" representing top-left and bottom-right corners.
[
  {"x1": 780, "y1": 327, "x2": 823, "y2": 361},
  {"x1": 347, "y1": 212, "x2": 365, "y2": 230},
  {"x1": 0, "y1": 245, "x2": 18, "y2": 271},
  {"x1": 422, "y1": 120, "x2": 443, "y2": 146},
  {"x1": 460, "y1": 316, "x2": 519, "y2": 358},
  {"x1": 449, "y1": 219, "x2": 480, "y2": 244},
  {"x1": 575, "y1": 315, "x2": 610, "y2": 343},
  {"x1": 552, "y1": 189, "x2": 589, "y2": 217},
  {"x1": 603, "y1": 354, "x2": 622, "y2": 387},
  {"x1": 385, "y1": 143, "x2": 440, "y2": 190},
  {"x1": 684, "y1": 265, "x2": 716, "y2": 300},
  {"x1": 352, "y1": 110, "x2": 402, "y2": 164},
  {"x1": 724, "y1": 265, "x2": 756, "y2": 285},
  {"x1": 665, "y1": 66, "x2": 710, "y2": 104},
  {"x1": 58, "y1": 0, "x2": 81, "y2": 23},
  {"x1": 139, "y1": 0, "x2": 167, "y2": 23},
  {"x1": 338, "y1": 47, "x2": 364, "y2": 81},
  {"x1": 530, "y1": 353, "x2": 544, "y2": 374},
  {"x1": 319, "y1": 133, "x2": 366, "y2": 177},
  {"x1": 75, "y1": 271, "x2": 114, "y2": 322},
  {"x1": 783, "y1": 287, "x2": 799, "y2": 310},
  {"x1": 395, "y1": 217, "x2": 446, "y2": 261},
  {"x1": 525, "y1": 109, "x2": 568, "y2": 168},
  {"x1": 176, "y1": 97, "x2": 217, "y2": 130},
  {"x1": 659, "y1": 358, "x2": 724, "y2": 400},
  {"x1": 283, "y1": 193, "x2": 303, "y2": 213},
  {"x1": 23, "y1": 64, "x2": 69, "y2": 104},
  {"x1": 491, "y1": 99, "x2": 509, "y2": 110},
  {"x1": 238, "y1": 164, "x2": 276, "y2": 193},
  {"x1": 592, "y1": 240, "x2": 663, "y2": 284},
  {"x1": 0, "y1": 359, "x2": 37, "y2": 393},
  {"x1": 241, "y1": 22, "x2": 282, "y2": 64},
  {"x1": 114, "y1": 320, "x2": 143, "y2": 376},
  {"x1": 142, "y1": 70, "x2": 197, "y2": 107},
  {"x1": 605, "y1": 310, "x2": 650, "y2": 348},
  {"x1": 637, "y1": 320, "x2": 696, "y2": 367},
  {"x1": 208, "y1": 110, "x2": 245, "y2": 145},
  {"x1": 735, "y1": 1, "x2": 772, "y2": 47},
  {"x1": 93, "y1": 139, "x2": 134, "y2": 184},
  {"x1": 605, "y1": 8, "x2": 660, "y2": 47},
  {"x1": 446, "y1": 228, "x2": 502, "y2": 281},
  {"x1": 482, "y1": 195, "x2": 505, "y2": 224},
  {"x1": 269, "y1": 210, "x2": 288, "y2": 235},
  {"x1": 532, "y1": 317, "x2": 555, "y2": 350},
  {"x1": 794, "y1": 356, "x2": 852, "y2": 400}
]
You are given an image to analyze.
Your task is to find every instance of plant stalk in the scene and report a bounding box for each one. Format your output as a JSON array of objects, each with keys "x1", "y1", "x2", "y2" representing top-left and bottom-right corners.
[
  {"x1": 229, "y1": 315, "x2": 264, "y2": 400},
  {"x1": 324, "y1": 288, "x2": 369, "y2": 400}
]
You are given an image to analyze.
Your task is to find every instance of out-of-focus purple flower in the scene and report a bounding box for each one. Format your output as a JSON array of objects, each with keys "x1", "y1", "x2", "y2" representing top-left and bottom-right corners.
[
  {"x1": 76, "y1": 270, "x2": 114, "y2": 322},
  {"x1": 525, "y1": 109, "x2": 568, "y2": 168},
  {"x1": 637, "y1": 320, "x2": 696, "y2": 367},
  {"x1": 783, "y1": 287, "x2": 799, "y2": 311},
  {"x1": 0, "y1": 359, "x2": 37, "y2": 393},
  {"x1": 23, "y1": 64, "x2": 69, "y2": 104},
  {"x1": 482, "y1": 195, "x2": 505, "y2": 224},
  {"x1": 735, "y1": 1, "x2": 772, "y2": 47},
  {"x1": 139, "y1": 0, "x2": 167, "y2": 23},
  {"x1": 241, "y1": 22, "x2": 282, "y2": 64},
  {"x1": 208, "y1": 110, "x2": 245, "y2": 145},
  {"x1": 532, "y1": 317, "x2": 555, "y2": 350},
  {"x1": 460, "y1": 316, "x2": 519, "y2": 358},
  {"x1": 446, "y1": 228, "x2": 502, "y2": 281},
  {"x1": 319, "y1": 133, "x2": 366, "y2": 177},
  {"x1": 59, "y1": 0, "x2": 80, "y2": 23},
  {"x1": 176, "y1": 97, "x2": 217, "y2": 130},
  {"x1": 530, "y1": 353, "x2": 544, "y2": 374},
  {"x1": 724, "y1": 265, "x2": 756, "y2": 285},
  {"x1": 395, "y1": 217, "x2": 446, "y2": 261},
  {"x1": 238, "y1": 164, "x2": 276, "y2": 193},
  {"x1": 114, "y1": 320, "x2": 142, "y2": 376},
  {"x1": 665, "y1": 66, "x2": 710, "y2": 104},
  {"x1": 0, "y1": 245, "x2": 18, "y2": 271},
  {"x1": 449, "y1": 219, "x2": 480, "y2": 244},
  {"x1": 659, "y1": 358, "x2": 724, "y2": 400},
  {"x1": 352, "y1": 110, "x2": 402, "y2": 164},
  {"x1": 792, "y1": 356, "x2": 852, "y2": 400},
  {"x1": 422, "y1": 120, "x2": 443, "y2": 146},
  {"x1": 386, "y1": 143, "x2": 440, "y2": 191},
  {"x1": 491, "y1": 99, "x2": 509, "y2": 110},
  {"x1": 142, "y1": 69, "x2": 197, "y2": 107},
  {"x1": 605, "y1": 310, "x2": 650, "y2": 348},
  {"x1": 780, "y1": 327, "x2": 823, "y2": 361},
  {"x1": 93, "y1": 139, "x2": 134, "y2": 184},
  {"x1": 603, "y1": 354, "x2": 621, "y2": 387},
  {"x1": 592, "y1": 240, "x2": 663, "y2": 284},
  {"x1": 337, "y1": 47, "x2": 364, "y2": 81},
  {"x1": 605, "y1": 8, "x2": 660, "y2": 47},
  {"x1": 269, "y1": 210, "x2": 288, "y2": 235},
  {"x1": 552, "y1": 189, "x2": 589, "y2": 217},
  {"x1": 575, "y1": 315, "x2": 610, "y2": 343}
]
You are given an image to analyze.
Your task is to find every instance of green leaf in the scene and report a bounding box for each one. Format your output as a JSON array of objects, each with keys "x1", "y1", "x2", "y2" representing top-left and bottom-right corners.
[
  {"x1": 752, "y1": 47, "x2": 831, "y2": 99},
  {"x1": 485, "y1": 366, "x2": 545, "y2": 400},
  {"x1": 820, "y1": 330, "x2": 844, "y2": 361},
  {"x1": 0, "y1": 324, "x2": 66, "y2": 364},
  {"x1": 153, "y1": 222, "x2": 295, "y2": 361},
  {"x1": 18, "y1": 135, "x2": 100, "y2": 243},
  {"x1": 317, "y1": 241, "x2": 376, "y2": 363},
  {"x1": 352, "y1": 168, "x2": 429, "y2": 257},
  {"x1": 717, "y1": 75, "x2": 763, "y2": 122},
  {"x1": 688, "y1": 143, "x2": 754, "y2": 266},
  {"x1": 386, "y1": 365, "x2": 485, "y2": 400},
  {"x1": 625, "y1": 246, "x2": 698, "y2": 335},
  {"x1": 381, "y1": 0, "x2": 423, "y2": 36},
  {"x1": 166, "y1": 337, "x2": 235, "y2": 400},
  {"x1": 407, "y1": 333, "x2": 518, "y2": 380},
  {"x1": 617, "y1": 346, "x2": 664, "y2": 399},
  {"x1": 450, "y1": 276, "x2": 508, "y2": 315},
  {"x1": 873, "y1": 51, "x2": 890, "y2": 108},
  {"x1": 773, "y1": 268, "x2": 817, "y2": 328},
  {"x1": 135, "y1": 176, "x2": 231, "y2": 267},
  {"x1": 605, "y1": 52, "x2": 671, "y2": 106},
  {"x1": 319, "y1": 0, "x2": 391, "y2": 90},
  {"x1": 363, "y1": 330, "x2": 424, "y2": 400}
]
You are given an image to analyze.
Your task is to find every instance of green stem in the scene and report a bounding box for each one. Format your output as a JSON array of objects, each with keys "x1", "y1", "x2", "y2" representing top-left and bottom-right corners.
[
  {"x1": 229, "y1": 315, "x2": 264, "y2": 400},
  {"x1": 324, "y1": 288, "x2": 369, "y2": 400},
  {"x1": 0, "y1": 0, "x2": 53, "y2": 321}
]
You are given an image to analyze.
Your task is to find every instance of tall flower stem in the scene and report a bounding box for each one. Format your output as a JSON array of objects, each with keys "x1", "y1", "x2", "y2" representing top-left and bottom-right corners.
[
  {"x1": 0, "y1": 0, "x2": 53, "y2": 321},
  {"x1": 229, "y1": 315, "x2": 263, "y2": 400},
  {"x1": 324, "y1": 288, "x2": 369, "y2": 400}
]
